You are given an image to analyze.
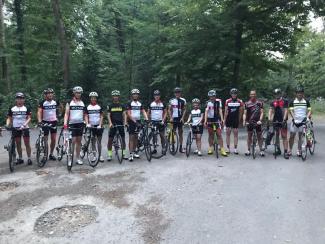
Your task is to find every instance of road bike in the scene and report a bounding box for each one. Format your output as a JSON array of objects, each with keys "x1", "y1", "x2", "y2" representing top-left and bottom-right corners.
[
  {"x1": 272, "y1": 121, "x2": 284, "y2": 159},
  {"x1": 35, "y1": 123, "x2": 56, "y2": 168},
  {"x1": 185, "y1": 123, "x2": 201, "y2": 158},
  {"x1": 148, "y1": 122, "x2": 167, "y2": 159},
  {"x1": 300, "y1": 120, "x2": 316, "y2": 161},
  {"x1": 3, "y1": 127, "x2": 20, "y2": 172},
  {"x1": 166, "y1": 122, "x2": 179, "y2": 156},
  {"x1": 247, "y1": 121, "x2": 260, "y2": 159},
  {"x1": 207, "y1": 122, "x2": 220, "y2": 158},
  {"x1": 110, "y1": 125, "x2": 125, "y2": 164},
  {"x1": 80, "y1": 126, "x2": 103, "y2": 167},
  {"x1": 135, "y1": 121, "x2": 152, "y2": 162}
]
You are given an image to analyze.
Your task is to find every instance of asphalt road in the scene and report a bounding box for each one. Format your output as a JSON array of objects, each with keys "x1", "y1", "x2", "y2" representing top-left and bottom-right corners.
[{"x1": 0, "y1": 124, "x2": 324, "y2": 244}]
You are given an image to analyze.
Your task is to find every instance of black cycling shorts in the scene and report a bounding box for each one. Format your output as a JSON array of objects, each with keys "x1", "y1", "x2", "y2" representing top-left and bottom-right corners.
[
  {"x1": 151, "y1": 121, "x2": 165, "y2": 133},
  {"x1": 89, "y1": 125, "x2": 104, "y2": 137},
  {"x1": 192, "y1": 125, "x2": 203, "y2": 135},
  {"x1": 128, "y1": 120, "x2": 141, "y2": 135},
  {"x1": 247, "y1": 123, "x2": 262, "y2": 132},
  {"x1": 13, "y1": 128, "x2": 30, "y2": 138},
  {"x1": 225, "y1": 117, "x2": 239, "y2": 129},
  {"x1": 109, "y1": 124, "x2": 125, "y2": 138},
  {"x1": 172, "y1": 118, "x2": 183, "y2": 130},
  {"x1": 42, "y1": 121, "x2": 58, "y2": 136},
  {"x1": 69, "y1": 123, "x2": 84, "y2": 137},
  {"x1": 207, "y1": 118, "x2": 221, "y2": 129}
]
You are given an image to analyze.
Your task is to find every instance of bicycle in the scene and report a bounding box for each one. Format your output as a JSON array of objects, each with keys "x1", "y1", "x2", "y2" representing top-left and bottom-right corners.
[
  {"x1": 111, "y1": 125, "x2": 125, "y2": 164},
  {"x1": 185, "y1": 123, "x2": 201, "y2": 158},
  {"x1": 247, "y1": 121, "x2": 260, "y2": 159},
  {"x1": 166, "y1": 122, "x2": 179, "y2": 156},
  {"x1": 207, "y1": 122, "x2": 220, "y2": 158},
  {"x1": 80, "y1": 126, "x2": 103, "y2": 167},
  {"x1": 300, "y1": 120, "x2": 316, "y2": 161},
  {"x1": 135, "y1": 121, "x2": 152, "y2": 162},
  {"x1": 3, "y1": 127, "x2": 20, "y2": 173},
  {"x1": 148, "y1": 122, "x2": 167, "y2": 159},
  {"x1": 35, "y1": 123, "x2": 56, "y2": 168},
  {"x1": 272, "y1": 121, "x2": 284, "y2": 159}
]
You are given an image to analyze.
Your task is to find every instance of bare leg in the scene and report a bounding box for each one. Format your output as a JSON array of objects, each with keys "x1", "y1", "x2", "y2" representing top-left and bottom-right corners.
[
  {"x1": 289, "y1": 132, "x2": 296, "y2": 151},
  {"x1": 16, "y1": 137, "x2": 23, "y2": 159},
  {"x1": 23, "y1": 136, "x2": 31, "y2": 158},
  {"x1": 217, "y1": 130, "x2": 224, "y2": 148},
  {"x1": 257, "y1": 131, "x2": 263, "y2": 150},
  {"x1": 247, "y1": 131, "x2": 253, "y2": 151},
  {"x1": 50, "y1": 133, "x2": 56, "y2": 154},
  {"x1": 233, "y1": 128, "x2": 239, "y2": 149},
  {"x1": 226, "y1": 127, "x2": 231, "y2": 149},
  {"x1": 196, "y1": 134, "x2": 202, "y2": 151}
]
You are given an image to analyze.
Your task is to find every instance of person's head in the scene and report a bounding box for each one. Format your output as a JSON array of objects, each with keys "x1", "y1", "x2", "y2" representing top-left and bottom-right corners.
[
  {"x1": 15, "y1": 92, "x2": 25, "y2": 106},
  {"x1": 44, "y1": 88, "x2": 54, "y2": 100},
  {"x1": 208, "y1": 90, "x2": 216, "y2": 101},
  {"x1": 192, "y1": 98, "x2": 200, "y2": 109},
  {"x1": 111, "y1": 90, "x2": 120, "y2": 102},
  {"x1": 274, "y1": 88, "x2": 282, "y2": 99},
  {"x1": 73, "y1": 86, "x2": 83, "y2": 100},
  {"x1": 131, "y1": 89, "x2": 140, "y2": 100},
  {"x1": 89, "y1": 92, "x2": 98, "y2": 104},
  {"x1": 230, "y1": 88, "x2": 238, "y2": 99},
  {"x1": 249, "y1": 90, "x2": 257, "y2": 101},
  {"x1": 174, "y1": 87, "x2": 182, "y2": 98},
  {"x1": 153, "y1": 90, "x2": 161, "y2": 102},
  {"x1": 295, "y1": 86, "x2": 304, "y2": 100}
]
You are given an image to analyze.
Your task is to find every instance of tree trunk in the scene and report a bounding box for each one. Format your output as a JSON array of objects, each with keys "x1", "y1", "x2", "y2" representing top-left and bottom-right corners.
[
  {"x1": 51, "y1": 0, "x2": 69, "y2": 88},
  {"x1": 0, "y1": 0, "x2": 10, "y2": 91},
  {"x1": 13, "y1": 0, "x2": 27, "y2": 83}
]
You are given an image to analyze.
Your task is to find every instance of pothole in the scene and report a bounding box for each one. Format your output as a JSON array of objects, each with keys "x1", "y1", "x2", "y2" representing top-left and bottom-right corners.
[
  {"x1": 34, "y1": 204, "x2": 98, "y2": 237},
  {"x1": 0, "y1": 182, "x2": 19, "y2": 192}
]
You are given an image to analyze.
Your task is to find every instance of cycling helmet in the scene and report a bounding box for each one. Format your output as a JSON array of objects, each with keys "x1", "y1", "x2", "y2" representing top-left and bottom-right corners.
[
  {"x1": 15, "y1": 92, "x2": 25, "y2": 99},
  {"x1": 111, "y1": 90, "x2": 120, "y2": 96},
  {"x1": 44, "y1": 88, "x2": 54, "y2": 94},
  {"x1": 153, "y1": 90, "x2": 161, "y2": 96},
  {"x1": 296, "y1": 86, "x2": 304, "y2": 93},
  {"x1": 89, "y1": 92, "x2": 98, "y2": 97},
  {"x1": 192, "y1": 98, "x2": 200, "y2": 104},
  {"x1": 73, "y1": 86, "x2": 83, "y2": 93},
  {"x1": 174, "y1": 87, "x2": 182, "y2": 93},
  {"x1": 208, "y1": 90, "x2": 216, "y2": 97},
  {"x1": 131, "y1": 89, "x2": 140, "y2": 95},
  {"x1": 274, "y1": 88, "x2": 281, "y2": 94},
  {"x1": 230, "y1": 88, "x2": 238, "y2": 95}
]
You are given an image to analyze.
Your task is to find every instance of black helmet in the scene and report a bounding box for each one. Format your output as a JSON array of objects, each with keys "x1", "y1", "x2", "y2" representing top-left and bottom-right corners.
[
  {"x1": 230, "y1": 88, "x2": 238, "y2": 95},
  {"x1": 153, "y1": 90, "x2": 161, "y2": 96},
  {"x1": 15, "y1": 92, "x2": 25, "y2": 99},
  {"x1": 274, "y1": 88, "x2": 281, "y2": 94},
  {"x1": 296, "y1": 86, "x2": 304, "y2": 93},
  {"x1": 174, "y1": 87, "x2": 182, "y2": 93}
]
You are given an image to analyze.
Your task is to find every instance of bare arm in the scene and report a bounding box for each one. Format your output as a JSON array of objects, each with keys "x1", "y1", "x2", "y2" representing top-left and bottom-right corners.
[
  {"x1": 163, "y1": 108, "x2": 167, "y2": 122},
  {"x1": 224, "y1": 105, "x2": 228, "y2": 123},
  {"x1": 107, "y1": 112, "x2": 113, "y2": 127},
  {"x1": 123, "y1": 111, "x2": 127, "y2": 125},
  {"x1": 259, "y1": 108, "x2": 264, "y2": 122},
  {"x1": 268, "y1": 107, "x2": 274, "y2": 121},
  {"x1": 63, "y1": 103, "x2": 69, "y2": 126},
  {"x1": 142, "y1": 109, "x2": 148, "y2": 121},
  {"x1": 242, "y1": 109, "x2": 247, "y2": 126},
  {"x1": 37, "y1": 107, "x2": 43, "y2": 123},
  {"x1": 186, "y1": 114, "x2": 192, "y2": 124},
  {"x1": 24, "y1": 114, "x2": 32, "y2": 128},
  {"x1": 6, "y1": 117, "x2": 12, "y2": 127},
  {"x1": 99, "y1": 113, "x2": 104, "y2": 127}
]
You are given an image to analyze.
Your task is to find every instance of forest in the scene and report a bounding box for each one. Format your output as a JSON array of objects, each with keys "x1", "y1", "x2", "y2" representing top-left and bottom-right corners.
[{"x1": 0, "y1": 0, "x2": 325, "y2": 122}]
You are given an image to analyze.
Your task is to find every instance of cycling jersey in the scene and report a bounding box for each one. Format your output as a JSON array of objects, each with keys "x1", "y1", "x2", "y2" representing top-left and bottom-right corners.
[
  {"x1": 39, "y1": 100, "x2": 60, "y2": 122},
  {"x1": 86, "y1": 104, "x2": 103, "y2": 126},
  {"x1": 126, "y1": 100, "x2": 143, "y2": 121},
  {"x1": 149, "y1": 101, "x2": 165, "y2": 121},
  {"x1": 68, "y1": 99, "x2": 86, "y2": 124},
  {"x1": 270, "y1": 98, "x2": 288, "y2": 122},
  {"x1": 206, "y1": 99, "x2": 222, "y2": 120},
  {"x1": 190, "y1": 109, "x2": 202, "y2": 126},
  {"x1": 245, "y1": 99, "x2": 263, "y2": 123},
  {"x1": 8, "y1": 105, "x2": 31, "y2": 128},
  {"x1": 289, "y1": 98, "x2": 311, "y2": 124},
  {"x1": 107, "y1": 102, "x2": 125, "y2": 124},
  {"x1": 169, "y1": 97, "x2": 186, "y2": 118},
  {"x1": 225, "y1": 98, "x2": 243, "y2": 118}
]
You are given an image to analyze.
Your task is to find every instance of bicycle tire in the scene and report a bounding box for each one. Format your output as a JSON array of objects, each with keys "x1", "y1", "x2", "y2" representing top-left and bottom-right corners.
[
  {"x1": 309, "y1": 131, "x2": 316, "y2": 155},
  {"x1": 114, "y1": 134, "x2": 124, "y2": 164},
  {"x1": 301, "y1": 133, "x2": 307, "y2": 161},
  {"x1": 144, "y1": 132, "x2": 152, "y2": 162},
  {"x1": 67, "y1": 140, "x2": 74, "y2": 171},
  {"x1": 56, "y1": 129, "x2": 64, "y2": 161},
  {"x1": 252, "y1": 131, "x2": 257, "y2": 159},
  {"x1": 185, "y1": 132, "x2": 192, "y2": 158},
  {"x1": 149, "y1": 132, "x2": 164, "y2": 159},
  {"x1": 87, "y1": 137, "x2": 100, "y2": 168},
  {"x1": 168, "y1": 130, "x2": 179, "y2": 156},
  {"x1": 8, "y1": 139, "x2": 15, "y2": 173},
  {"x1": 36, "y1": 137, "x2": 48, "y2": 168},
  {"x1": 214, "y1": 133, "x2": 219, "y2": 158}
]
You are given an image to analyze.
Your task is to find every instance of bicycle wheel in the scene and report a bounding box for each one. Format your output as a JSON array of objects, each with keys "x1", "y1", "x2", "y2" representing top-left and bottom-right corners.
[
  {"x1": 214, "y1": 133, "x2": 219, "y2": 159},
  {"x1": 252, "y1": 132, "x2": 257, "y2": 159},
  {"x1": 309, "y1": 131, "x2": 316, "y2": 155},
  {"x1": 149, "y1": 132, "x2": 164, "y2": 159},
  {"x1": 114, "y1": 134, "x2": 124, "y2": 164},
  {"x1": 168, "y1": 130, "x2": 179, "y2": 156},
  {"x1": 185, "y1": 132, "x2": 192, "y2": 158},
  {"x1": 8, "y1": 139, "x2": 15, "y2": 173},
  {"x1": 56, "y1": 130, "x2": 64, "y2": 161},
  {"x1": 273, "y1": 134, "x2": 278, "y2": 160},
  {"x1": 80, "y1": 132, "x2": 89, "y2": 159},
  {"x1": 87, "y1": 137, "x2": 100, "y2": 168},
  {"x1": 67, "y1": 140, "x2": 74, "y2": 171},
  {"x1": 144, "y1": 133, "x2": 152, "y2": 162},
  {"x1": 36, "y1": 137, "x2": 48, "y2": 168},
  {"x1": 301, "y1": 133, "x2": 307, "y2": 161}
]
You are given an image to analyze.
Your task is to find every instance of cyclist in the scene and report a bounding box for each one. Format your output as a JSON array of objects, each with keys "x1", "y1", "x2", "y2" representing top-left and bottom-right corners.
[
  {"x1": 268, "y1": 88, "x2": 290, "y2": 159},
  {"x1": 37, "y1": 88, "x2": 60, "y2": 160},
  {"x1": 6, "y1": 92, "x2": 32, "y2": 165},
  {"x1": 107, "y1": 90, "x2": 127, "y2": 161},
  {"x1": 224, "y1": 88, "x2": 244, "y2": 154},
  {"x1": 148, "y1": 90, "x2": 167, "y2": 154},
  {"x1": 288, "y1": 86, "x2": 312, "y2": 157},
  {"x1": 168, "y1": 87, "x2": 186, "y2": 153},
  {"x1": 85, "y1": 92, "x2": 104, "y2": 162},
  {"x1": 243, "y1": 90, "x2": 265, "y2": 157},
  {"x1": 63, "y1": 86, "x2": 86, "y2": 165},
  {"x1": 204, "y1": 90, "x2": 228, "y2": 157},
  {"x1": 186, "y1": 98, "x2": 203, "y2": 156},
  {"x1": 126, "y1": 89, "x2": 148, "y2": 161}
]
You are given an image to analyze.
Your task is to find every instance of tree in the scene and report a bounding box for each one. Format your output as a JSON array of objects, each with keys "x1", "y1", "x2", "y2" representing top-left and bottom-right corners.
[{"x1": 0, "y1": 0, "x2": 9, "y2": 91}]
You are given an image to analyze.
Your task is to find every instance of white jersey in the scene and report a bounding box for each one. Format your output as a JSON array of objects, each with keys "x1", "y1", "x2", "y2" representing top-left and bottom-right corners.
[
  {"x1": 206, "y1": 99, "x2": 222, "y2": 119},
  {"x1": 39, "y1": 100, "x2": 59, "y2": 122},
  {"x1": 149, "y1": 101, "x2": 165, "y2": 121},
  {"x1": 8, "y1": 105, "x2": 31, "y2": 128},
  {"x1": 169, "y1": 97, "x2": 186, "y2": 118},
  {"x1": 126, "y1": 100, "x2": 143, "y2": 121},
  {"x1": 86, "y1": 104, "x2": 103, "y2": 126},
  {"x1": 289, "y1": 98, "x2": 311, "y2": 124},
  {"x1": 190, "y1": 109, "x2": 202, "y2": 126},
  {"x1": 68, "y1": 100, "x2": 85, "y2": 124}
]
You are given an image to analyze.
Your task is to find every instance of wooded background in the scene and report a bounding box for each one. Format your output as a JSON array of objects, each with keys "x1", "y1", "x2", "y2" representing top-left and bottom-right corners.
[{"x1": 0, "y1": 0, "x2": 324, "y2": 122}]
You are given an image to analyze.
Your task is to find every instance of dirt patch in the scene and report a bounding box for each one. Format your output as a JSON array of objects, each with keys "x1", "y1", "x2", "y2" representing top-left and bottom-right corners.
[
  {"x1": 0, "y1": 182, "x2": 19, "y2": 192},
  {"x1": 35, "y1": 170, "x2": 52, "y2": 176},
  {"x1": 34, "y1": 204, "x2": 98, "y2": 237},
  {"x1": 135, "y1": 196, "x2": 170, "y2": 244},
  {"x1": 74, "y1": 168, "x2": 95, "y2": 175}
]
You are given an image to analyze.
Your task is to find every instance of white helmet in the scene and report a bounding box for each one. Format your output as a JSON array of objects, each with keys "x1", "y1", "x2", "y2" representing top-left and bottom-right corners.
[
  {"x1": 192, "y1": 98, "x2": 200, "y2": 104},
  {"x1": 89, "y1": 92, "x2": 98, "y2": 97},
  {"x1": 208, "y1": 90, "x2": 216, "y2": 97},
  {"x1": 73, "y1": 86, "x2": 83, "y2": 93},
  {"x1": 131, "y1": 89, "x2": 140, "y2": 95},
  {"x1": 111, "y1": 90, "x2": 120, "y2": 96}
]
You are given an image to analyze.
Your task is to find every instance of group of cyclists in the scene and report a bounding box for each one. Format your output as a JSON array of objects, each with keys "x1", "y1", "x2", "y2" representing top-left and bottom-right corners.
[{"x1": 4, "y1": 84, "x2": 313, "y2": 167}]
